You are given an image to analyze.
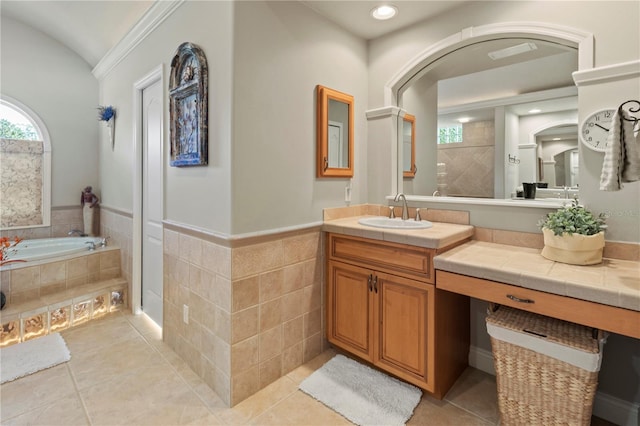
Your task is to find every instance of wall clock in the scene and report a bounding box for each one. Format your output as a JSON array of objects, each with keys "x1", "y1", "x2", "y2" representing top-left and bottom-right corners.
[{"x1": 580, "y1": 108, "x2": 616, "y2": 152}]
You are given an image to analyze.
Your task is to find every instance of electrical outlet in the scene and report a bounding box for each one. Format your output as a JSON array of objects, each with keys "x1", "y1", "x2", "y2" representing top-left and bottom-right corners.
[{"x1": 183, "y1": 304, "x2": 189, "y2": 324}]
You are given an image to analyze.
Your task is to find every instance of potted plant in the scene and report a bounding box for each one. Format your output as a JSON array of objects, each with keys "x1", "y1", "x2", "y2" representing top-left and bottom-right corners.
[{"x1": 538, "y1": 199, "x2": 607, "y2": 265}]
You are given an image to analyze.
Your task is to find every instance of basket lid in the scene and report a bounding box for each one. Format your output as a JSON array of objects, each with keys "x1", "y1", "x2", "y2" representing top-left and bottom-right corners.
[{"x1": 486, "y1": 306, "x2": 600, "y2": 353}]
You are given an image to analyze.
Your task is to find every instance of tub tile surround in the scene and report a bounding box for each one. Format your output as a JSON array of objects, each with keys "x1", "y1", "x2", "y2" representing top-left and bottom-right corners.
[
  {"x1": 0, "y1": 206, "x2": 85, "y2": 240},
  {"x1": 163, "y1": 224, "x2": 325, "y2": 406}
]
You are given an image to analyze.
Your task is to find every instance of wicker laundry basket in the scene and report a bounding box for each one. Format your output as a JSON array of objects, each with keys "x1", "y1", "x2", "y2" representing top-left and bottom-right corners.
[{"x1": 486, "y1": 306, "x2": 606, "y2": 426}]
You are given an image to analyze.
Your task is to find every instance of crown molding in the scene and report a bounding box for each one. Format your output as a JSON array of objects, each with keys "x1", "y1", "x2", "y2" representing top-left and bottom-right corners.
[
  {"x1": 572, "y1": 60, "x2": 640, "y2": 87},
  {"x1": 92, "y1": 0, "x2": 185, "y2": 80}
]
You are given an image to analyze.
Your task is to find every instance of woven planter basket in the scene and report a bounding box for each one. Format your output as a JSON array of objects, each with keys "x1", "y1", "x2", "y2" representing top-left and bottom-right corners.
[
  {"x1": 541, "y1": 229, "x2": 605, "y2": 265},
  {"x1": 487, "y1": 307, "x2": 602, "y2": 426}
]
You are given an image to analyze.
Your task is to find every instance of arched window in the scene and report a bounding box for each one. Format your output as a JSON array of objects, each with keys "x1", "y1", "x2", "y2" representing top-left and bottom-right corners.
[{"x1": 0, "y1": 96, "x2": 51, "y2": 229}]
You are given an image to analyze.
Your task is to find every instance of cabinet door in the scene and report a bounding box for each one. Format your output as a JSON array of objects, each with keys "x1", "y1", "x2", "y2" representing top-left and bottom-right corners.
[
  {"x1": 375, "y1": 271, "x2": 434, "y2": 390},
  {"x1": 327, "y1": 261, "x2": 374, "y2": 361}
]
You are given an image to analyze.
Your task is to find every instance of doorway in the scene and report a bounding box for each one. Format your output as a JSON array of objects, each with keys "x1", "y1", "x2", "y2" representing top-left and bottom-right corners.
[{"x1": 133, "y1": 66, "x2": 164, "y2": 328}]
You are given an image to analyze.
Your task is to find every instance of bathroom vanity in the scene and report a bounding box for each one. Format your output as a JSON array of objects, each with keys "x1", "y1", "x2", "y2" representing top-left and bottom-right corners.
[
  {"x1": 323, "y1": 217, "x2": 474, "y2": 398},
  {"x1": 323, "y1": 213, "x2": 640, "y2": 402}
]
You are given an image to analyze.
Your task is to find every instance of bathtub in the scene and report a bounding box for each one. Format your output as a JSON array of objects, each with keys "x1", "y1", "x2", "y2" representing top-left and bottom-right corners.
[{"x1": 4, "y1": 237, "x2": 103, "y2": 263}]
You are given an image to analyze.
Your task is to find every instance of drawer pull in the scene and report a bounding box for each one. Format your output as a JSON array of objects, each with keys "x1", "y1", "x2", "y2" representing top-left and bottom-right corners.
[
  {"x1": 373, "y1": 276, "x2": 378, "y2": 294},
  {"x1": 507, "y1": 294, "x2": 534, "y2": 304}
]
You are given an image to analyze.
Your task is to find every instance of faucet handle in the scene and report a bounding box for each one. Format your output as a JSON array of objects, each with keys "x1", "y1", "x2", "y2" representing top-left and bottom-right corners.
[
  {"x1": 100, "y1": 237, "x2": 110, "y2": 247},
  {"x1": 389, "y1": 206, "x2": 396, "y2": 218},
  {"x1": 415, "y1": 208, "x2": 421, "y2": 221}
]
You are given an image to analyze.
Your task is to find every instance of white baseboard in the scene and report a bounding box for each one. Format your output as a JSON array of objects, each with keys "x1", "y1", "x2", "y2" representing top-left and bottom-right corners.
[{"x1": 469, "y1": 345, "x2": 639, "y2": 426}]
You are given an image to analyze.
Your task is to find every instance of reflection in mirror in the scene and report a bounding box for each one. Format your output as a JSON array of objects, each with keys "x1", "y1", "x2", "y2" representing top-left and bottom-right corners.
[
  {"x1": 398, "y1": 38, "x2": 579, "y2": 199},
  {"x1": 536, "y1": 124, "x2": 579, "y2": 187},
  {"x1": 402, "y1": 114, "x2": 416, "y2": 178},
  {"x1": 316, "y1": 85, "x2": 354, "y2": 178}
]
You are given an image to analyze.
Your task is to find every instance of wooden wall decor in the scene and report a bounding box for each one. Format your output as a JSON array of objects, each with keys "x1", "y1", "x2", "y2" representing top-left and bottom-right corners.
[{"x1": 169, "y1": 42, "x2": 208, "y2": 167}]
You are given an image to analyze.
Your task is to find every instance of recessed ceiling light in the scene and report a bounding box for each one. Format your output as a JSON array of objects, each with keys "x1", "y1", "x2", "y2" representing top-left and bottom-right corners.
[
  {"x1": 371, "y1": 5, "x2": 398, "y2": 20},
  {"x1": 488, "y1": 42, "x2": 538, "y2": 60},
  {"x1": 528, "y1": 109, "x2": 542, "y2": 114},
  {"x1": 458, "y1": 117, "x2": 470, "y2": 123}
]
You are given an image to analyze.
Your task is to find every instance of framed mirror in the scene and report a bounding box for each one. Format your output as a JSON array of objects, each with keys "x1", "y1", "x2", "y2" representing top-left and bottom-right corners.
[
  {"x1": 316, "y1": 85, "x2": 354, "y2": 178},
  {"x1": 402, "y1": 113, "x2": 416, "y2": 178}
]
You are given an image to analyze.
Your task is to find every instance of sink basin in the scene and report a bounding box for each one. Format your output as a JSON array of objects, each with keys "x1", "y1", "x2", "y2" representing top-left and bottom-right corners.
[{"x1": 358, "y1": 217, "x2": 433, "y2": 229}]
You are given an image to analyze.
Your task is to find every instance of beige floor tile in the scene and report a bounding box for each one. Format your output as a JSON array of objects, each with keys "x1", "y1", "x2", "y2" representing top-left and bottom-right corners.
[
  {"x1": 0, "y1": 364, "x2": 77, "y2": 421},
  {"x1": 444, "y1": 367, "x2": 500, "y2": 424},
  {"x1": 67, "y1": 334, "x2": 167, "y2": 390},
  {"x1": 80, "y1": 364, "x2": 197, "y2": 425},
  {"x1": 285, "y1": 347, "x2": 336, "y2": 384},
  {"x1": 125, "y1": 312, "x2": 162, "y2": 340},
  {"x1": 61, "y1": 314, "x2": 140, "y2": 355},
  {"x1": 408, "y1": 394, "x2": 494, "y2": 425},
  {"x1": 250, "y1": 390, "x2": 352, "y2": 425},
  {"x1": 1, "y1": 393, "x2": 89, "y2": 426},
  {"x1": 226, "y1": 376, "x2": 298, "y2": 421}
]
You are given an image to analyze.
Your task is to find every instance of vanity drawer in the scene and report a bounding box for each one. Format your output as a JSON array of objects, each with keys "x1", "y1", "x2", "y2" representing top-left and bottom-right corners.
[
  {"x1": 328, "y1": 234, "x2": 434, "y2": 283},
  {"x1": 437, "y1": 270, "x2": 640, "y2": 339}
]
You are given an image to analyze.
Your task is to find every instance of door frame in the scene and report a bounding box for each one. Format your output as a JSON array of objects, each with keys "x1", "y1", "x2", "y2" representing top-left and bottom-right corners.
[{"x1": 132, "y1": 64, "x2": 164, "y2": 315}]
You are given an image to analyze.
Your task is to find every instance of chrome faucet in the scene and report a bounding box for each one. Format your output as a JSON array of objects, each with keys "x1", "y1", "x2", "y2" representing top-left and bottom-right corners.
[
  {"x1": 394, "y1": 193, "x2": 409, "y2": 220},
  {"x1": 100, "y1": 237, "x2": 110, "y2": 247},
  {"x1": 85, "y1": 241, "x2": 96, "y2": 251},
  {"x1": 68, "y1": 229, "x2": 87, "y2": 237}
]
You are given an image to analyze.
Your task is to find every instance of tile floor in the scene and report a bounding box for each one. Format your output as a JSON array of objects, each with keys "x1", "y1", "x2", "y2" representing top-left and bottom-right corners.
[{"x1": 0, "y1": 312, "x2": 614, "y2": 425}]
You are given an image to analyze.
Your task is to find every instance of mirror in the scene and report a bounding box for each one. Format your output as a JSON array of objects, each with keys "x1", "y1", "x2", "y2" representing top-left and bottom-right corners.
[
  {"x1": 398, "y1": 38, "x2": 579, "y2": 199},
  {"x1": 402, "y1": 114, "x2": 416, "y2": 178},
  {"x1": 316, "y1": 85, "x2": 354, "y2": 178}
]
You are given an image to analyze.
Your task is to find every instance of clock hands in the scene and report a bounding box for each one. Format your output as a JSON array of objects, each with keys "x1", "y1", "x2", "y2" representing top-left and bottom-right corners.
[{"x1": 594, "y1": 123, "x2": 609, "y2": 132}]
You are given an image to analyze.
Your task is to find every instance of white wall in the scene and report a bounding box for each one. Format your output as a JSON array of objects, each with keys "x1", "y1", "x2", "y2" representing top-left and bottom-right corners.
[
  {"x1": 98, "y1": 1, "x2": 234, "y2": 233},
  {"x1": 231, "y1": 1, "x2": 367, "y2": 234},
  {"x1": 1, "y1": 17, "x2": 99, "y2": 207},
  {"x1": 98, "y1": 1, "x2": 367, "y2": 236}
]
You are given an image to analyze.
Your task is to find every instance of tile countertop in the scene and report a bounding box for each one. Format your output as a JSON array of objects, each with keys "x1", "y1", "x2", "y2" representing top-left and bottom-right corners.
[
  {"x1": 434, "y1": 240, "x2": 640, "y2": 312},
  {"x1": 322, "y1": 216, "x2": 475, "y2": 250}
]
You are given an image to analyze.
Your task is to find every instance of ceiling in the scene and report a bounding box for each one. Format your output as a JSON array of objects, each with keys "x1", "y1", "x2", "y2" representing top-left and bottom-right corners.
[{"x1": 1, "y1": 0, "x2": 467, "y2": 68}]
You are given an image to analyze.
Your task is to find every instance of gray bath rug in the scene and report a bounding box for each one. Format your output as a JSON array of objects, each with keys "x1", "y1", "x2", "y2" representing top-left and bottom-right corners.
[
  {"x1": 1, "y1": 333, "x2": 71, "y2": 384},
  {"x1": 299, "y1": 354, "x2": 422, "y2": 426}
]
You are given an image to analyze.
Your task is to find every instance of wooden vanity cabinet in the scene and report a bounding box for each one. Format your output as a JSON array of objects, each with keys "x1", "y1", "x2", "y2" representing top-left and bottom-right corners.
[{"x1": 326, "y1": 233, "x2": 469, "y2": 399}]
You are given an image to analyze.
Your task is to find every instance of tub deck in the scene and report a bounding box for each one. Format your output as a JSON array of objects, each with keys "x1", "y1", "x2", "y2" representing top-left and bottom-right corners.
[{"x1": 0, "y1": 245, "x2": 128, "y2": 347}]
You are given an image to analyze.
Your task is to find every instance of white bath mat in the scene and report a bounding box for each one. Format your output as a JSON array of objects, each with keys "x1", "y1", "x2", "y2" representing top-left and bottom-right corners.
[
  {"x1": 299, "y1": 354, "x2": 422, "y2": 426},
  {"x1": 0, "y1": 333, "x2": 71, "y2": 384}
]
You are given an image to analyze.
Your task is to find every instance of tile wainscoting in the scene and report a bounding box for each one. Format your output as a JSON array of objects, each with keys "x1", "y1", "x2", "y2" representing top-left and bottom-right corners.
[
  {"x1": 99, "y1": 205, "x2": 133, "y2": 289},
  {"x1": 163, "y1": 222, "x2": 326, "y2": 406}
]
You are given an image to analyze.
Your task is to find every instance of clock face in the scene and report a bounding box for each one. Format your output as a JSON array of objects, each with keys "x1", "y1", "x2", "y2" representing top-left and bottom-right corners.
[{"x1": 581, "y1": 109, "x2": 616, "y2": 152}]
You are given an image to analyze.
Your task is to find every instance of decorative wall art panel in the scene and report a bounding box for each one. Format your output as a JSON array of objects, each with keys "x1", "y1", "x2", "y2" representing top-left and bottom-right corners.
[{"x1": 169, "y1": 42, "x2": 208, "y2": 167}]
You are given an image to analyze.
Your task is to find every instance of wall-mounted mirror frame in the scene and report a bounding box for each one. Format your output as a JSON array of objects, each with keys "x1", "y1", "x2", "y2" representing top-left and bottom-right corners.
[
  {"x1": 316, "y1": 85, "x2": 354, "y2": 178},
  {"x1": 402, "y1": 113, "x2": 416, "y2": 178}
]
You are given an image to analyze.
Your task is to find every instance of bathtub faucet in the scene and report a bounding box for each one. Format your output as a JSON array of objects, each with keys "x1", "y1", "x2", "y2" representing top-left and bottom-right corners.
[
  {"x1": 69, "y1": 229, "x2": 87, "y2": 237},
  {"x1": 85, "y1": 241, "x2": 96, "y2": 251}
]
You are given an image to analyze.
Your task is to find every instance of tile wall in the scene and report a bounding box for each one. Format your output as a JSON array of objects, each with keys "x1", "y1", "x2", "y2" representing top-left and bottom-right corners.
[
  {"x1": 1, "y1": 248, "x2": 121, "y2": 304},
  {"x1": 99, "y1": 207, "x2": 133, "y2": 290},
  {"x1": 162, "y1": 224, "x2": 325, "y2": 406},
  {"x1": 0, "y1": 206, "x2": 85, "y2": 239}
]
